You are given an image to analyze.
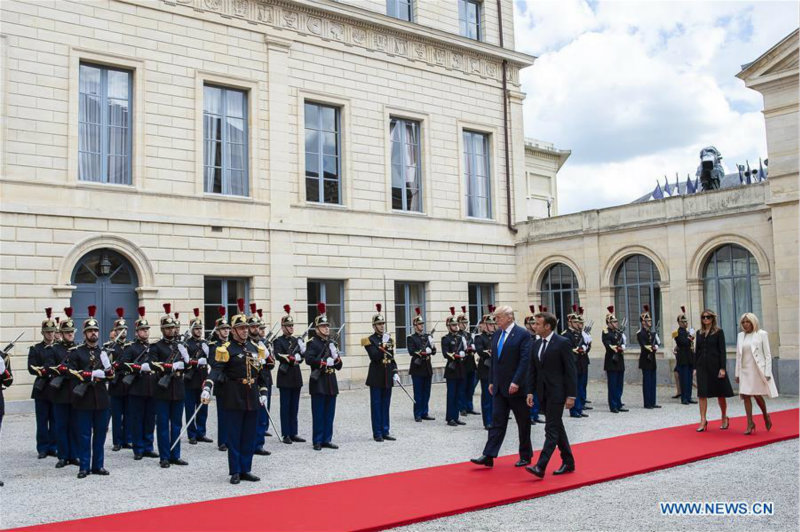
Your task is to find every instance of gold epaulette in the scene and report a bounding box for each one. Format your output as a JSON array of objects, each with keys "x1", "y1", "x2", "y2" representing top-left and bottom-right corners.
[
  {"x1": 257, "y1": 343, "x2": 266, "y2": 360},
  {"x1": 602, "y1": 328, "x2": 608, "y2": 334},
  {"x1": 361, "y1": 336, "x2": 371, "y2": 347},
  {"x1": 215, "y1": 342, "x2": 230, "y2": 363},
  {"x1": 671, "y1": 330, "x2": 679, "y2": 339},
  {"x1": 68, "y1": 345, "x2": 79, "y2": 351}
]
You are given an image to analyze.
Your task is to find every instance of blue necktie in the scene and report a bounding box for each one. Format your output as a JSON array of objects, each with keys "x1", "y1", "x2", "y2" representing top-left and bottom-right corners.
[{"x1": 497, "y1": 330, "x2": 507, "y2": 360}]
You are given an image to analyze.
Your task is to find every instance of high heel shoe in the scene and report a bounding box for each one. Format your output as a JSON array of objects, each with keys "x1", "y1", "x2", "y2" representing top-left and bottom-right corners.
[
  {"x1": 720, "y1": 416, "x2": 729, "y2": 430},
  {"x1": 696, "y1": 421, "x2": 708, "y2": 432},
  {"x1": 744, "y1": 422, "x2": 756, "y2": 435},
  {"x1": 764, "y1": 413, "x2": 772, "y2": 431}
]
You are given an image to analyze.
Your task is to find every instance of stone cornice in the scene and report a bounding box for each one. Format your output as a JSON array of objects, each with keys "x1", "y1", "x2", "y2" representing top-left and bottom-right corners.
[{"x1": 153, "y1": 0, "x2": 532, "y2": 84}]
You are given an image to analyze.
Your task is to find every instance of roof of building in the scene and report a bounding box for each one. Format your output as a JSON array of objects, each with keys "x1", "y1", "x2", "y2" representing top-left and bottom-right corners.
[{"x1": 632, "y1": 163, "x2": 768, "y2": 203}]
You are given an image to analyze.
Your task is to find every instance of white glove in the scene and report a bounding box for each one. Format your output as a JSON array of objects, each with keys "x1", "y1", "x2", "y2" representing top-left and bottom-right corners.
[
  {"x1": 326, "y1": 357, "x2": 334, "y2": 367},
  {"x1": 198, "y1": 357, "x2": 208, "y2": 367},
  {"x1": 201, "y1": 343, "x2": 209, "y2": 356},
  {"x1": 200, "y1": 388, "x2": 211, "y2": 403},
  {"x1": 461, "y1": 338, "x2": 468, "y2": 349},
  {"x1": 427, "y1": 335, "x2": 434, "y2": 345},
  {"x1": 458, "y1": 350, "x2": 465, "y2": 358},
  {"x1": 172, "y1": 361, "x2": 185, "y2": 371},
  {"x1": 100, "y1": 350, "x2": 111, "y2": 370},
  {"x1": 178, "y1": 344, "x2": 190, "y2": 362},
  {"x1": 294, "y1": 353, "x2": 302, "y2": 362},
  {"x1": 329, "y1": 344, "x2": 339, "y2": 359},
  {"x1": 140, "y1": 362, "x2": 152, "y2": 373},
  {"x1": 622, "y1": 333, "x2": 627, "y2": 345},
  {"x1": 259, "y1": 395, "x2": 268, "y2": 407},
  {"x1": 425, "y1": 347, "x2": 432, "y2": 354},
  {"x1": 297, "y1": 338, "x2": 306, "y2": 354},
  {"x1": 470, "y1": 344, "x2": 476, "y2": 351},
  {"x1": 382, "y1": 333, "x2": 390, "y2": 343},
  {"x1": 688, "y1": 328, "x2": 696, "y2": 336},
  {"x1": 91, "y1": 369, "x2": 105, "y2": 379},
  {"x1": 0, "y1": 357, "x2": 6, "y2": 374},
  {"x1": 393, "y1": 373, "x2": 401, "y2": 384},
  {"x1": 582, "y1": 331, "x2": 592, "y2": 344}
]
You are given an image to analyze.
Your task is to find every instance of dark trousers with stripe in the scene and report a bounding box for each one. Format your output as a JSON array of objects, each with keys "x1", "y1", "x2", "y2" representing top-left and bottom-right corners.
[
  {"x1": 128, "y1": 395, "x2": 156, "y2": 455},
  {"x1": 217, "y1": 403, "x2": 228, "y2": 447},
  {"x1": 570, "y1": 372, "x2": 588, "y2": 416},
  {"x1": 53, "y1": 402, "x2": 78, "y2": 460},
  {"x1": 642, "y1": 369, "x2": 657, "y2": 407},
  {"x1": 607, "y1": 370, "x2": 624, "y2": 410},
  {"x1": 445, "y1": 378, "x2": 464, "y2": 422},
  {"x1": 255, "y1": 385, "x2": 271, "y2": 448},
  {"x1": 279, "y1": 387, "x2": 301, "y2": 438},
  {"x1": 459, "y1": 371, "x2": 477, "y2": 411},
  {"x1": 183, "y1": 388, "x2": 209, "y2": 440},
  {"x1": 110, "y1": 395, "x2": 131, "y2": 447},
  {"x1": 155, "y1": 399, "x2": 183, "y2": 461},
  {"x1": 34, "y1": 397, "x2": 56, "y2": 454},
  {"x1": 479, "y1": 376, "x2": 493, "y2": 427},
  {"x1": 677, "y1": 364, "x2": 693, "y2": 403},
  {"x1": 225, "y1": 409, "x2": 257, "y2": 475},
  {"x1": 310, "y1": 394, "x2": 336, "y2": 445},
  {"x1": 411, "y1": 375, "x2": 431, "y2": 420},
  {"x1": 75, "y1": 408, "x2": 110, "y2": 472},
  {"x1": 369, "y1": 387, "x2": 392, "y2": 438}
]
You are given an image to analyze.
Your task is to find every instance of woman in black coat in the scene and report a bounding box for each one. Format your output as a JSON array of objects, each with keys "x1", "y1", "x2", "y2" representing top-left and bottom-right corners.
[{"x1": 694, "y1": 309, "x2": 733, "y2": 432}]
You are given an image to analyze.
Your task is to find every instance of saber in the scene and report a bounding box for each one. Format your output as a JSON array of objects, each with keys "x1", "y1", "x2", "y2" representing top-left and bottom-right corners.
[
  {"x1": 261, "y1": 400, "x2": 281, "y2": 437},
  {"x1": 170, "y1": 402, "x2": 203, "y2": 452},
  {"x1": 393, "y1": 373, "x2": 415, "y2": 404}
]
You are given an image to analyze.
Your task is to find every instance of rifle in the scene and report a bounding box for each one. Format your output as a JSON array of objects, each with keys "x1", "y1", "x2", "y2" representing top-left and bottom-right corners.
[
  {"x1": 263, "y1": 320, "x2": 282, "y2": 344},
  {"x1": 72, "y1": 345, "x2": 103, "y2": 398},
  {"x1": 309, "y1": 322, "x2": 346, "y2": 383},
  {"x1": 157, "y1": 336, "x2": 186, "y2": 390},
  {"x1": 2, "y1": 332, "x2": 24, "y2": 356},
  {"x1": 584, "y1": 319, "x2": 595, "y2": 333},
  {"x1": 122, "y1": 344, "x2": 151, "y2": 386}
]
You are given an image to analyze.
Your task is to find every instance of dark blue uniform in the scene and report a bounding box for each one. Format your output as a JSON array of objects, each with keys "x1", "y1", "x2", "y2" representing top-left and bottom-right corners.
[
  {"x1": 151, "y1": 337, "x2": 187, "y2": 463},
  {"x1": 51, "y1": 341, "x2": 79, "y2": 463},
  {"x1": 253, "y1": 336, "x2": 274, "y2": 452},
  {"x1": 602, "y1": 328, "x2": 626, "y2": 412},
  {"x1": 208, "y1": 335, "x2": 229, "y2": 449},
  {"x1": 407, "y1": 332, "x2": 435, "y2": 421},
  {"x1": 27, "y1": 341, "x2": 57, "y2": 456},
  {"x1": 274, "y1": 334, "x2": 304, "y2": 440},
  {"x1": 474, "y1": 331, "x2": 494, "y2": 428},
  {"x1": 67, "y1": 343, "x2": 112, "y2": 474},
  {"x1": 564, "y1": 328, "x2": 590, "y2": 417},
  {"x1": 305, "y1": 335, "x2": 343, "y2": 446},
  {"x1": 106, "y1": 339, "x2": 132, "y2": 449},
  {"x1": 441, "y1": 332, "x2": 465, "y2": 424},
  {"x1": 183, "y1": 336, "x2": 210, "y2": 441},
  {"x1": 119, "y1": 339, "x2": 156, "y2": 457},
  {"x1": 364, "y1": 333, "x2": 397, "y2": 439},
  {"x1": 637, "y1": 328, "x2": 659, "y2": 408},
  {"x1": 673, "y1": 327, "x2": 695, "y2": 404},
  {"x1": 459, "y1": 330, "x2": 478, "y2": 414},
  {"x1": 1, "y1": 352, "x2": 13, "y2": 485}
]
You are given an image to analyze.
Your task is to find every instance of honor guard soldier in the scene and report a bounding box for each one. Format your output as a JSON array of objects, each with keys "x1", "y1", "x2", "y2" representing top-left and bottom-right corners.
[
  {"x1": 576, "y1": 307, "x2": 593, "y2": 411},
  {"x1": 1, "y1": 332, "x2": 15, "y2": 486},
  {"x1": 200, "y1": 299, "x2": 268, "y2": 484},
  {"x1": 67, "y1": 306, "x2": 114, "y2": 478},
  {"x1": 51, "y1": 308, "x2": 80, "y2": 467},
  {"x1": 150, "y1": 304, "x2": 189, "y2": 468},
  {"x1": 442, "y1": 307, "x2": 466, "y2": 426},
  {"x1": 184, "y1": 308, "x2": 212, "y2": 444},
  {"x1": 363, "y1": 304, "x2": 399, "y2": 442},
  {"x1": 27, "y1": 307, "x2": 58, "y2": 459},
  {"x1": 475, "y1": 306, "x2": 496, "y2": 430},
  {"x1": 305, "y1": 303, "x2": 343, "y2": 450},
  {"x1": 208, "y1": 307, "x2": 232, "y2": 452},
  {"x1": 107, "y1": 308, "x2": 132, "y2": 451},
  {"x1": 525, "y1": 305, "x2": 542, "y2": 424},
  {"x1": 250, "y1": 304, "x2": 273, "y2": 456},
  {"x1": 457, "y1": 306, "x2": 479, "y2": 416},
  {"x1": 637, "y1": 305, "x2": 661, "y2": 409},
  {"x1": 273, "y1": 305, "x2": 307, "y2": 444},
  {"x1": 406, "y1": 307, "x2": 436, "y2": 422},
  {"x1": 257, "y1": 309, "x2": 276, "y2": 442},
  {"x1": 673, "y1": 306, "x2": 696, "y2": 405},
  {"x1": 564, "y1": 305, "x2": 590, "y2": 418},
  {"x1": 120, "y1": 307, "x2": 159, "y2": 460},
  {"x1": 602, "y1": 306, "x2": 628, "y2": 413}
]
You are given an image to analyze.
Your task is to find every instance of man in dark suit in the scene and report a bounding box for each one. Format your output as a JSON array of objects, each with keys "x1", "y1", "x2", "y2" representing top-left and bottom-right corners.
[
  {"x1": 525, "y1": 311, "x2": 577, "y2": 478},
  {"x1": 471, "y1": 305, "x2": 532, "y2": 468}
]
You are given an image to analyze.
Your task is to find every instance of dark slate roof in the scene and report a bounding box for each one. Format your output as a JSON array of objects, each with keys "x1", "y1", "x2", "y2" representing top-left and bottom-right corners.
[{"x1": 632, "y1": 168, "x2": 767, "y2": 203}]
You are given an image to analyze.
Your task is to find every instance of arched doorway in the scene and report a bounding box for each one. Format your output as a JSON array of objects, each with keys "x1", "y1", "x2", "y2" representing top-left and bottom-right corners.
[{"x1": 70, "y1": 249, "x2": 139, "y2": 342}]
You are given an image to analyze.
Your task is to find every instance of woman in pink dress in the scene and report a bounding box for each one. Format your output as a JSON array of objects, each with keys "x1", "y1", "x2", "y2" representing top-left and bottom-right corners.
[{"x1": 735, "y1": 313, "x2": 778, "y2": 434}]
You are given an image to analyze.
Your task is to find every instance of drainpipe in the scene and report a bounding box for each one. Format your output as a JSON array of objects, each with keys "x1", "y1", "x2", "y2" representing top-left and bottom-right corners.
[{"x1": 496, "y1": 0, "x2": 517, "y2": 234}]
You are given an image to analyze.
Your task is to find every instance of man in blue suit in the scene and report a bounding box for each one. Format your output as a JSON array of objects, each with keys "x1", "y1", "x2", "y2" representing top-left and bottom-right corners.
[
  {"x1": 525, "y1": 311, "x2": 577, "y2": 478},
  {"x1": 471, "y1": 305, "x2": 532, "y2": 468}
]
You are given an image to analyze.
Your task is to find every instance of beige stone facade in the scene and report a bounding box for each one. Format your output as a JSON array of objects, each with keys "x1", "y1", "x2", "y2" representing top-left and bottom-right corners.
[{"x1": 523, "y1": 138, "x2": 570, "y2": 219}]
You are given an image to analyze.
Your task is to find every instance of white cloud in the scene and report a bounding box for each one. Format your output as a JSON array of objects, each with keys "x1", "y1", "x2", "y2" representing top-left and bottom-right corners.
[{"x1": 514, "y1": 1, "x2": 798, "y2": 213}]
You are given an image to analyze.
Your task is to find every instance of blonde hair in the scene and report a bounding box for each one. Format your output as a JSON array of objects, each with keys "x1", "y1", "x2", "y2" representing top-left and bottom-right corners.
[
  {"x1": 739, "y1": 312, "x2": 760, "y2": 332},
  {"x1": 492, "y1": 305, "x2": 514, "y2": 320}
]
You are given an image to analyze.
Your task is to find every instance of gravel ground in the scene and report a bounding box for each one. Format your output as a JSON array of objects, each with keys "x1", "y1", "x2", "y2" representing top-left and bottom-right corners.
[{"x1": 1, "y1": 381, "x2": 798, "y2": 531}]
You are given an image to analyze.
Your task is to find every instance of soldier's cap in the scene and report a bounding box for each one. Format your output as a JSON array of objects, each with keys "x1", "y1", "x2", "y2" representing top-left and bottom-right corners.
[
  {"x1": 41, "y1": 307, "x2": 58, "y2": 333},
  {"x1": 446, "y1": 306, "x2": 458, "y2": 326},
  {"x1": 247, "y1": 302, "x2": 261, "y2": 327},
  {"x1": 412, "y1": 306, "x2": 424, "y2": 325},
  {"x1": 230, "y1": 298, "x2": 248, "y2": 328},
  {"x1": 574, "y1": 306, "x2": 585, "y2": 323},
  {"x1": 257, "y1": 309, "x2": 266, "y2": 329},
  {"x1": 640, "y1": 304, "x2": 652, "y2": 321},
  {"x1": 113, "y1": 307, "x2": 128, "y2": 331},
  {"x1": 83, "y1": 305, "x2": 100, "y2": 332},
  {"x1": 605, "y1": 305, "x2": 617, "y2": 323},
  {"x1": 372, "y1": 303, "x2": 385, "y2": 325},
  {"x1": 677, "y1": 305, "x2": 688, "y2": 322},
  {"x1": 215, "y1": 306, "x2": 230, "y2": 329},
  {"x1": 456, "y1": 305, "x2": 468, "y2": 323},
  {"x1": 482, "y1": 304, "x2": 497, "y2": 325},
  {"x1": 314, "y1": 302, "x2": 330, "y2": 327},
  {"x1": 135, "y1": 306, "x2": 151, "y2": 330},
  {"x1": 160, "y1": 303, "x2": 177, "y2": 328},
  {"x1": 60, "y1": 307, "x2": 76, "y2": 332},
  {"x1": 190, "y1": 307, "x2": 203, "y2": 329},
  {"x1": 281, "y1": 304, "x2": 294, "y2": 326}
]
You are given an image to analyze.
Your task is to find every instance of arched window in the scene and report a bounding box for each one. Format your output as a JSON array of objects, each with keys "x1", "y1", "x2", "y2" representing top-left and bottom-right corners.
[
  {"x1": 703, "y1": 244, "x2": 762, "y2": 345},
  {"x1": 613, "y1": 255, "x2": 662, "y2": 342},
  {"x1": 540, "y1": 263, "x2": 579, "y2": 331}
]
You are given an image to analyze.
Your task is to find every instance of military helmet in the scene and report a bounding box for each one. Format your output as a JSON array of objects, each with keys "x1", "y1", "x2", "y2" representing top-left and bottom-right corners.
[
  {"x1": 60, "y1": 307, "x2": 76, "y2": 333},
  {"x1": 83, "y1": 305, "x2": 100, "y2": 332},
  {"x1": 214, "y1": 306, "x2": 230, "y2": 329},
  {"x1": 314, "y1": 301, "x2": 330, "y2": 327},
  {"x1": 247, "y1": 302, "x2": 261, "y2": 327},
  {"x1": 605, "y1": 305, "x2": 617, "y2": 324},
  {"x1": 523, "y1": 304, "x2": 536, "y2": 326},
  {"x1": 412, "y1": 306, "x2": 424, "y2": 326},
  {"x1": 281, "y1": 304, "x2": 294, "y2": 326},
  {"x1": 41, "y1": 307, "x2": 57, "y2": 333},
  {"x1": 567, "y1": 304, "x2": 579, "y2": 322},
  {"x1": 230, "y1": 298, "x2": 248, "y2": 328},
  {"x1": 445, "y1": 306, "x2": 458, "y2": 327},
  {"x1": 135, "y1": 306, "x2": 150, "y2": 330},
  {"x1": 372, "y1": 303, "x2": 385, "y2": 326},
  {"x1": 257, "y1": 309, "x2": 266, "y2": 330},
  {"x1": 457, "y1": 305, "x2": 468, "y2": 324},
  {"x1": 113, "y1": 307, "x2": 127, "y2": 331},
  {"x1": 676, "y1": 305, "x2": 688, "y2": 323},
  {"x1": 575, "y1": 306, "x2": 585, "y2": 324},
  {"x1": 160, "y1": 303, "x2": 177, "y2": 328},
  {"x1": 190, "y1": 307, "x2": 203, "y2": 330},
  {"x1": 640, "y1": 304, "x2": 652, "y2": 322},
  {"x1": 482, "y1": 304, "x2": 497, "y2": 325}
]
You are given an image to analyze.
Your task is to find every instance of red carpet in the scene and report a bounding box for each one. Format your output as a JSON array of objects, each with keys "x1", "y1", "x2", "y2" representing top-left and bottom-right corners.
[{"x1": 9, "y1": 409, "x2": 798, "y2": 532}]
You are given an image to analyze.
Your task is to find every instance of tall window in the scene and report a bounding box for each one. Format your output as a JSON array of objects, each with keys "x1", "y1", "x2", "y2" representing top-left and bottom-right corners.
[
  {"x1": 703, "y1": 244, "x2": 762, "y2": 345},
  {"x1": 305, "y1": 102, "x2": 341, "y2": 204},
  {"x1": 204, "y1": 85, "x2": 248, "y2": 196},
  {"x1": 307, "y1": 279, "x2": 345, "y2": 351},
  {"x1": 468, "y1": 283, "x2": 495, "y2": 327},
  {"x1": 387, "y1": 0, "x2": 413, "y2": 21},
  {"x1": 613, "y1": 255, "x2": 662, "y2": 341},
  {"x1": 540, "y1": 264, "x2": 580, "y2": 330},
  {"x1": 394, "y1": 282, "x2": 425, "y2": 350},
  {"x1": 390, "y1": 118, "x2": 422, "y2": 212},
  {"x1": 463, "y1": 130, "x2": 491, "y2": 219},
  {"x1": 203, "y1": 277, "x2": 249, "y2": 337},
  {"x1": 79, "y1": 63, "x2": 132, "y2": 184},
  {"x1": 458, "y1": 0, "x2": 482, "y2": 40}
]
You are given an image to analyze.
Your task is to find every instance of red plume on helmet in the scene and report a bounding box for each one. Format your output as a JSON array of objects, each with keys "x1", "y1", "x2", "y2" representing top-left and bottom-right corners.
[
  {"x1": 116, "y1": 307, "x2": 124, "y2": 318},
  {"x1": 643, "y1": 304, "x2": 650, "y2": 313},
  {"x1": 529, "y1": 305, "x2": 535, "y2": 314},
  {"x1": 317, "y1": 302, "x2": 326, "y2": 314},
  {"x1": 88, "y1": 305, "x2": 97, "y2": 318},
  {"x1": 449, "y1": 306, "x2": 455, "y2": 316},
  {"x1": 543, "y1": 306, "x2": 548, "y2": 312},
  {"x1": 64, "y1": 307, "x2": 73, "y2": 318},
  {"x1": 680, "y1": 306, "x2": 686, "y2": 314},
  {"x1": 572, "y1": 304, "x2": 578, "y2": 312},
  {"x1": 538, "y1": 305, "x2": 543, "y2": 312},
  {"x1": 55, "y1": 317, "x2": 60, "y2": 324},
  {"x1": 138, "y1": 306, "x2": 145, "y2": 318},
  {"x1": 250, "y1": 302, "x2": 257, "y2": 315},
  {"x1": 488, "y1": 304, "x2": 496, "y2": 313},
  {"x1": 415, "y1": 307, "x2": 421, "y2": 316},
  {"x1": 237, "y1": 299, "x2": 245, "y2": 313},
  {"x1": 283, "y1": 304, "x2": 291, "y2": 314},
  {"x1": 376, "y1": 303, "x2": 382, "y2": 313},
  {"x1": 162, "y1": 303, "x2": 171, "y2": 315},
  {"x1": 45, "y1": 307, "x2": 52, "y2": 318},
  {"x1": 578, "y1": 306, "x2": 585, "y2": 315},
  {"x1": 218, "y1": 306, "x2": 226, "y2": 317},
  {"x1": 175, "y1": 312, "x2": 180, "y2": 320},
  {"x1": 461, "y1": 305, "x2": 466, "y2": 314},
  {"x1": 257, "y1": 309, "x2": 263, "y2": 318},
  {"x1": 607, "y1": 305, "x2": 614, "y2": 314},
  {"x1": 193, "y1": 308, "x2": 200, "y2": 317}
]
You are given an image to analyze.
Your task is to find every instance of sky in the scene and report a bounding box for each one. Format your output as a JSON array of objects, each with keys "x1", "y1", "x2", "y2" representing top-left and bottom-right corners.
[{"x1": 513, "y1": 0, "x2": 799, "y2": 214}]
